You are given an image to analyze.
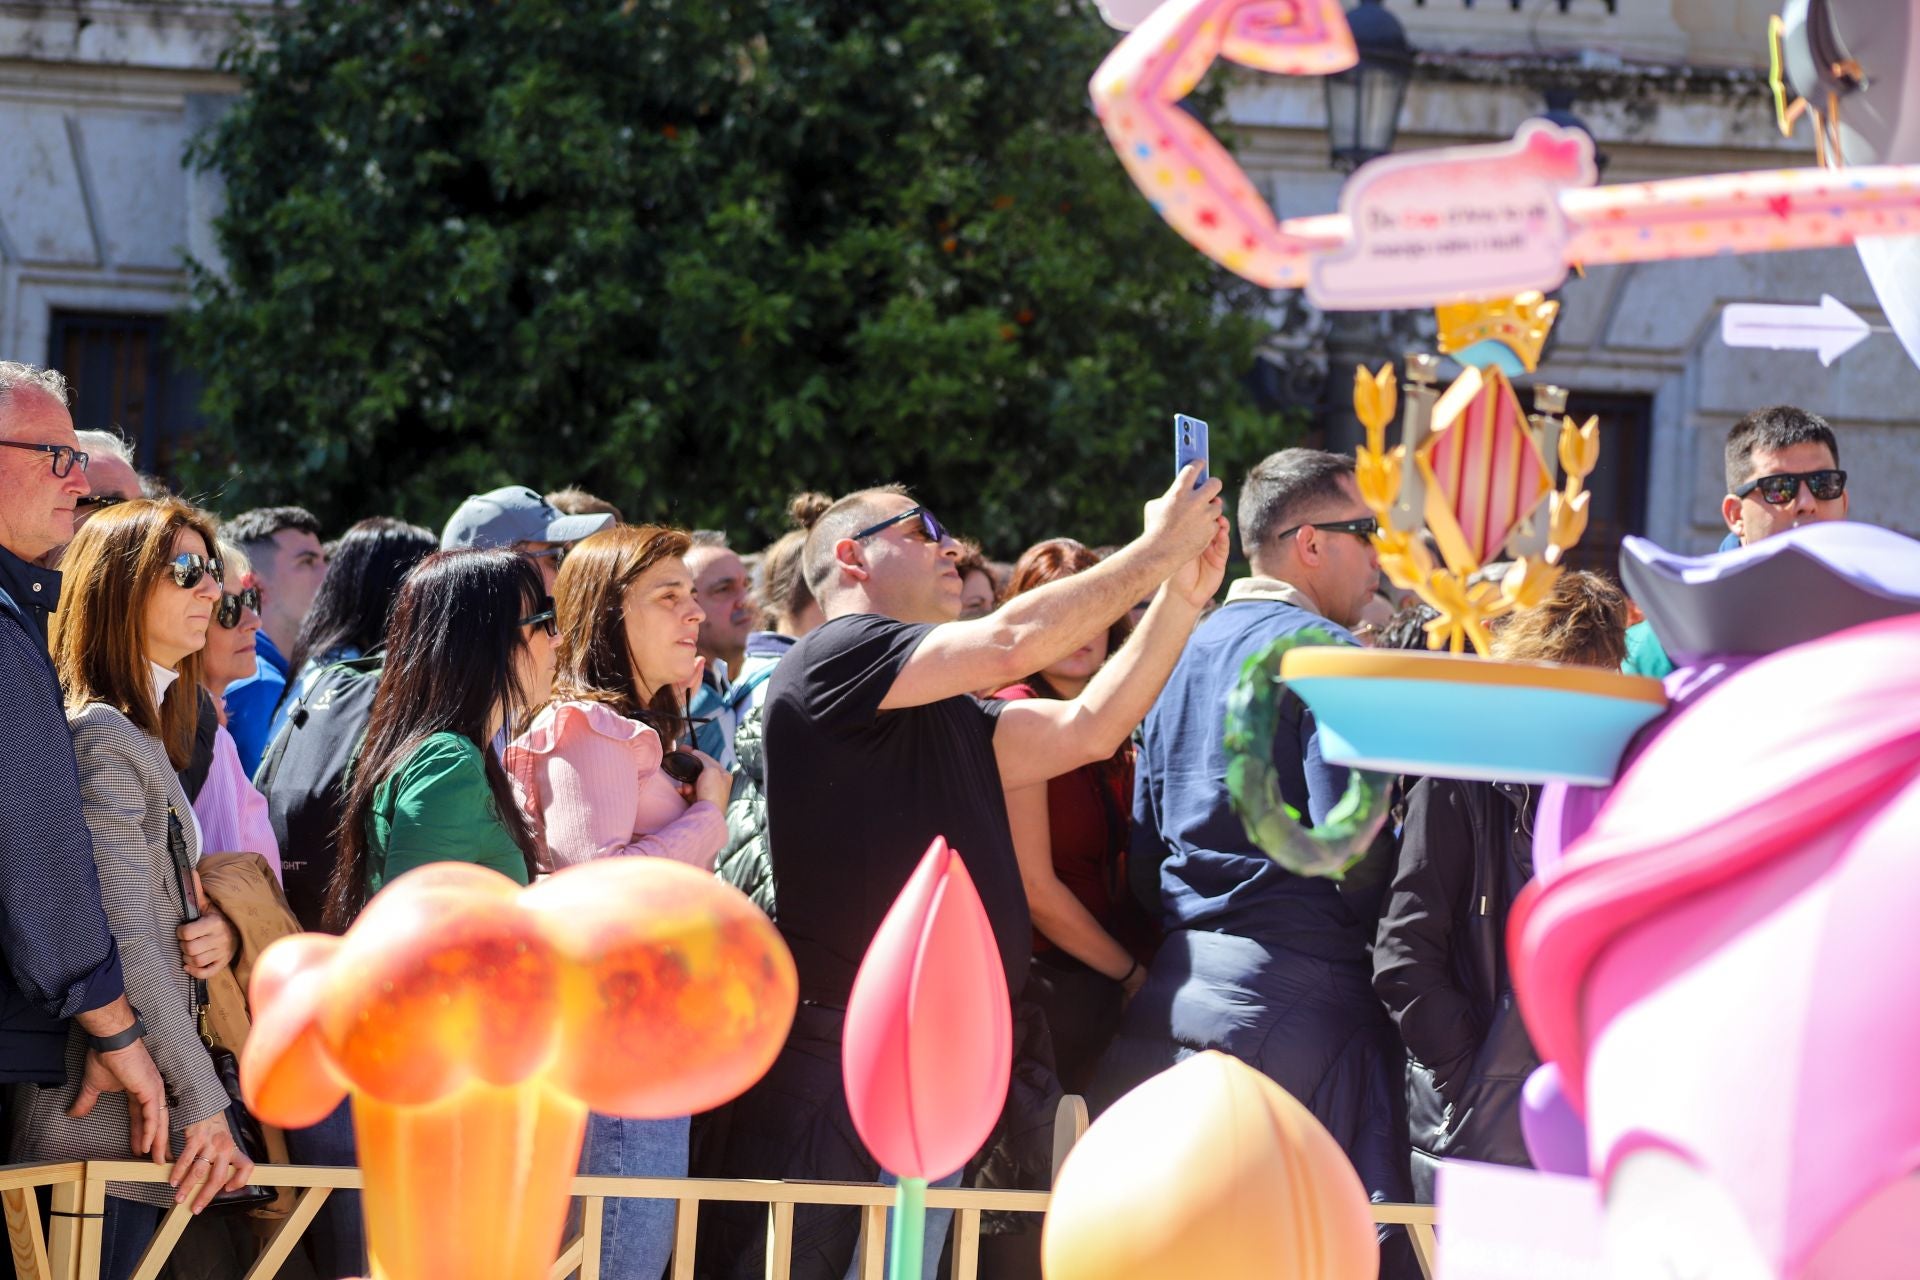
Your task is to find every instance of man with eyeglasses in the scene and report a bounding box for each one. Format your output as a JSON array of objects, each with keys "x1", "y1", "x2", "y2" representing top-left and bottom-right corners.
[
  {"x1": 0, "y1": 362, "x2": 172, "y2": 1167},
  {"x1": 1091, "y1": 448, "x2": 1415, "y2": 1254},
  {"x1": 1624, "y1": 405, "x2": 1851, "y2": 679},
  {"x1": 702, "y1": 472, "x2": 1228, "y2": 1280}
]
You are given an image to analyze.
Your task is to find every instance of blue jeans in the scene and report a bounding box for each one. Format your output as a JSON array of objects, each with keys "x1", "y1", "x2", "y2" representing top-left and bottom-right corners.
[
  {"x1": 283, "y1": 1096, "x2": 365, "y2": 1279},
  {"x1": 843, "y1": 1168, "x2": 963, "y2": 1280},
  {"x1": 580, "y1": 1113, "x2": 690, "y2": 1280},
  {"x1": 100, "y1": 1197, "x2": 161, "y2": 1280}
]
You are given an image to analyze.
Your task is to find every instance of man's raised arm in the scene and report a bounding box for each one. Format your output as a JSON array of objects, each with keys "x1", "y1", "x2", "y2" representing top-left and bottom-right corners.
[{"x1": 878, "y1": 466, "x2": 1225, "y2": 711}]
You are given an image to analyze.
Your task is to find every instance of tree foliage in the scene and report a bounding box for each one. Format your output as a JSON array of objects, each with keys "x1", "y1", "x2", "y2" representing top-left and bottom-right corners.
[{"x1": 180, "y1": 0, "x2": 1295, "y2": 553}]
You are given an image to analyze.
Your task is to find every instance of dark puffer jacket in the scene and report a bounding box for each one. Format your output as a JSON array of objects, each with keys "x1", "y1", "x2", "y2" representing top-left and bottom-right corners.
[
  {"x1": 714, "y1": 703, "x2": 776, "y2": 916},
  {"x1": 1372, "y1": 776, "x2": 1539, "y2": 1201}
]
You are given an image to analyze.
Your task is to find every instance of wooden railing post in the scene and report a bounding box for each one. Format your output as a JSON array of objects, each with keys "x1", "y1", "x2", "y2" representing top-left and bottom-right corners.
[
  {"x1": 3, "y1": 1185, "x2": 52, "y2": 1280},
  {"x1": 762, "y1": 1201, "x2": 794, "y2": 1280},
  {"x1": 126, "y1": 1203, "x2": 191, "y2": 1280},
  {"x1": 1049, "y1": 1096, "x2": 1088, "y2": 1186},
  {"x1": 668, "y1": 1196, "x2": 699, "y2": 1280}
]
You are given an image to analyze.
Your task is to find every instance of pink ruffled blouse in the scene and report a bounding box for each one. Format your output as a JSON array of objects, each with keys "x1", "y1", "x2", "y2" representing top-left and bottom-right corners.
[{"x1": 506, "y1": 700, "x2": 727, "y2": 871}]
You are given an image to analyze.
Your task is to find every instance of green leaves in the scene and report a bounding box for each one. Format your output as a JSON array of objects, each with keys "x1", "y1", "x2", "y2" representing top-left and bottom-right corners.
[{"x1": 178, "y1": 0, "x2": 1297, "y2": 549}]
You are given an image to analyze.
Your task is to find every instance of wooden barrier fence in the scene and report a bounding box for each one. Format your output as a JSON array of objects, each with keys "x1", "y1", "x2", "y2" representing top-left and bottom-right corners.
[{"x1": 3, "y1": 1097, "x2": 1438, "y2": 1280}]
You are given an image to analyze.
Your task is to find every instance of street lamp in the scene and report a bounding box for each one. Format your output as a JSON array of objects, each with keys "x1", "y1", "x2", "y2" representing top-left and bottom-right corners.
[
  {"x1": 1318, "y1": 1, "x2": 1417, "y2": 454},
  {"x1": 1532, "y1": 87, "x2": 1610, "y2": 174},
  {"x1": 1325, "y1": 0, "x2": 1415, "y2": 173}
]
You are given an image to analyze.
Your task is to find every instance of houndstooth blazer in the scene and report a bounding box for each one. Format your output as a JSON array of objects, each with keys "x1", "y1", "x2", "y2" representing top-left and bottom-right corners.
[{"x1": 8, "y1": 703, "x2": 230, "y2": 1206}]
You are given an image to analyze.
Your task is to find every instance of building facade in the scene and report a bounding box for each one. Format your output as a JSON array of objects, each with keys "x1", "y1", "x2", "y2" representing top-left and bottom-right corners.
[
  {"x1": 2, "y1": 0, "x2": 1913, "y2": 550},
  {"x1": 1225, "y1": 0, "x2": 1920, "y2": 554},
  {"x1": 0, "y1": 1, "x2": 241, "y2": 475}
]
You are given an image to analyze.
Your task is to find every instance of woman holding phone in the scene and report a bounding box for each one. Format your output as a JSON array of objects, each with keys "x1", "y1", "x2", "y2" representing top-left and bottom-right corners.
[
  {"x1": 13, "y1": 499, "x2": 254, "y2": 1279},
  {"x1": 507, "y1": 524, "x2": 731, "y2": 1280}
]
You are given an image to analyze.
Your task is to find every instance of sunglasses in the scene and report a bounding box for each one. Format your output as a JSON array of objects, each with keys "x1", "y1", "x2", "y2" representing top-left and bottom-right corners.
[
  {"x1": 1270, "y1": 515, "x2": 1380, "y2": 545},
  {"x1": 0, "y1": 440, "x2": 89, "y2": 478},
  {"x1": 216, "y1": 587, "x2": 261, "y2": 630},
  {"x1": 518, "y1": 597, "x2": 558, "y2": 637},
  {"x1": 1733, "y1": 468, "x2": 1847, "y2": 506},
  {"x1": 523, "y1": 545, "x2": 567, "y2": 566},
  {"x1": 76, "y1": 493, "x2": 126, "y2": 513},
  {"x1": 167, "y1": 553, "x2": 225, "y2": 591},
  {"x1": 851, "y1": 505, "x2": 950, "y2": 545},
  {"x1": 660, "y1": 750, "x2": 703, "y2": 787}
]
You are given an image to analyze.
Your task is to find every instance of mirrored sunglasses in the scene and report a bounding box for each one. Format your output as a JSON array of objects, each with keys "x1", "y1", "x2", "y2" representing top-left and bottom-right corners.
[
  {"x1": 168, "y1": 553, "x2": 224, "y2": 591},
  {"x1": 1733, "y1": 468, "x2": 1847, "y2": 506},
  {"x1": 216, "y1": 587, "x2": 261, "y2": 630}
]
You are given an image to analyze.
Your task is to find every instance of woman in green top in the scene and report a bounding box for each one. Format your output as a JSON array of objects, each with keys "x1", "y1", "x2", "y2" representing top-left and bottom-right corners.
[{"x1": 323, "y1": 549, "x2": 557, "y2": 931}]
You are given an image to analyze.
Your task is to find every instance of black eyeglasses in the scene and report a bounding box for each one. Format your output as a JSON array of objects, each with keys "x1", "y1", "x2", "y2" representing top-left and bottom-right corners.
[
  {"x1": 1733, "y1": 468, "x2": 1847, "y2": 506},
  {"x1": 216, "y1": 587, "x2": 261, "y2": 630},
  {"x1": 851, "y1": 505, "x2": 950, "y2": 545},
  {"x1": 0, "y1": 440, "x2": 89, "y2": 477},
  {"x1": 518, "y1": 597, "x2": 557, "y2": 637},
  {"x1": 167, "y1": 553, "x2": 224, "y2": 590},
  {"x1": 76, "y1": 493, "x2": 125, "y2": 513},
  {"x1": 1270, "y1": 515, "x2": 1379, "y2": 545}
]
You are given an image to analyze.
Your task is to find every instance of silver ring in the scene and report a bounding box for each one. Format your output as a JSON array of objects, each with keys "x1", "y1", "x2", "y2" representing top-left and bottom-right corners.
[{"x1": 193, "y1": 1156, "x2": 211, "y2": 1164}]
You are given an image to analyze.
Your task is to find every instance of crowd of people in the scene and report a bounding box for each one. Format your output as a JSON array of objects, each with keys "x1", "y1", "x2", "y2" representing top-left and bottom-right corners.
[{"x1": 0, "y1": 354, "x2": 1860, "y2": 1280}]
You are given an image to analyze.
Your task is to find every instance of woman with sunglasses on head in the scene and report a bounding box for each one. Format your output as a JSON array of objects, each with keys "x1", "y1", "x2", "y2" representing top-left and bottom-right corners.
[
  {"x1": 322, "y1": 549, "x2": 557, "y2": 933},
  {"x1": 506, "y1": 525, "x2": 731, "y2": 1280},
  {"x1": 188, "y1": 539, "x2": 280, "y2": 878},
  {"x1": 10, "y1": 500, "x2": 255, "y2": 1280}
]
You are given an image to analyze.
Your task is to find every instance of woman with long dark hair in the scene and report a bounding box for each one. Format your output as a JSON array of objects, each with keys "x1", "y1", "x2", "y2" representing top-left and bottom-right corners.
[
  {"x1": 271, "y1": 517, "x2": 437, "y2": 743},
  {"x1": 993, "y1": 538, "x2": 1158, "y2": 1093},
  {"x1": 322, "y1": 549, "x2": 555, "y2": 932},
  {"x1": 506, "y1": 524, "x2": 730, "y2": 1280}
]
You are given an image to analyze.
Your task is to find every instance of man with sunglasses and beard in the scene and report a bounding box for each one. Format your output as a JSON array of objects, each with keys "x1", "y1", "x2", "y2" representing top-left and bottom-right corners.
[
  {"x1": 1624, "y1": 405, "x2": 1851, "y2": 678},
  {"x1": 0, "y1": 363, "x2": 171, "y2": 1170},
  {"x1": 1090, "y1": 448, "x2": 1419, "y2": 1274},
  {"x1": 701, "y1": 473, "x2": 1229, "y2": 1280}
]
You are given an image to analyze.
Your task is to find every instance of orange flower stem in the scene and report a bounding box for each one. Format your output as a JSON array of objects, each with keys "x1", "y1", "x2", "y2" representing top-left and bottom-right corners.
[{"x1": 356, "y1": 1081, "x2": 588, "y2": 1280}]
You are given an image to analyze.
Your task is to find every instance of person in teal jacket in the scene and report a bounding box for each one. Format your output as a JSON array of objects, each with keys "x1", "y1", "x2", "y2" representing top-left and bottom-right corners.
[{"x1": 323, "y1": 548, "x2": 557, "y2": 931}]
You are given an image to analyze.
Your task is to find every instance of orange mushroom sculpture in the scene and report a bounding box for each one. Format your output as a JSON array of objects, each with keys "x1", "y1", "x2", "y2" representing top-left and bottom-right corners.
[{"x1": 242, "y1": 859, "x2": 798, "y2": 1280}]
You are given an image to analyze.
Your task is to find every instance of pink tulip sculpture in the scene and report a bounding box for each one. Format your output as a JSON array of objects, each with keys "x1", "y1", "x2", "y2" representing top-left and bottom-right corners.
[
  {"x1": 842, "y1": 838, "x2": 1013, "y2": 1280},
  {"x1": 242, "y1": 859, "x2": 798, "y2": 1280}
]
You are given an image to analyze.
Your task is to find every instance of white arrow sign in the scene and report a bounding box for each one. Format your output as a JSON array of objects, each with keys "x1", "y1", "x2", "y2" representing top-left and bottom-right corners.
[{"x1": 1720, "y1": 294, "x2": 1879, "y2": 367}]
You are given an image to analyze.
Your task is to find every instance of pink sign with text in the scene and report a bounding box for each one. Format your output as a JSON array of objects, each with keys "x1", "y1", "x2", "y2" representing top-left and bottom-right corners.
[{"x1": 1310, "y1": 123, "x2": 1598, "y2": 311}]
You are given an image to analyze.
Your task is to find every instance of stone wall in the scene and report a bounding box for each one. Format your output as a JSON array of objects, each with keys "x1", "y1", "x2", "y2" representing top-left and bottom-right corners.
[{"x1": 0, "y1": 2, "x2": 241, "y2": 360}]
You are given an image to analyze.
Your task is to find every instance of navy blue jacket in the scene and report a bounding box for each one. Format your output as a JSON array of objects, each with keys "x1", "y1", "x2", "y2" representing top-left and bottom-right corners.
[
  {"x1": 1135, "y1": 590, "x2": 1371, "y2": 959},
  {"x1": 0, "y1": 545, "x2": 124, "y2": 1084}
]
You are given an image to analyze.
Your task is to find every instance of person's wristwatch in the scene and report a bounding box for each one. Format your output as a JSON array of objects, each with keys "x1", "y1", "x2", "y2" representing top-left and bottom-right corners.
[{"x1": 88, "y1": 1011, "x2": 146, "y2": 1053}]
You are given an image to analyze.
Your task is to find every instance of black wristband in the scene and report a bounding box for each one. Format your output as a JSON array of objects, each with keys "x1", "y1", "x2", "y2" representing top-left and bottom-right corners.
[
  {"x1": 88, "y1": 1014, "x2": 145, "y2": 1053},
  {"x1": 1119, "y1": 960, "x2": 1141, "y2": 985}
]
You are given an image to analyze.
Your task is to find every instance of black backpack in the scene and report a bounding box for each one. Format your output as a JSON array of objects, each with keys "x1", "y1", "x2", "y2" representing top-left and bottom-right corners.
[{"x1": 253, "y1": 656, "x2": 384, "y2": 933}]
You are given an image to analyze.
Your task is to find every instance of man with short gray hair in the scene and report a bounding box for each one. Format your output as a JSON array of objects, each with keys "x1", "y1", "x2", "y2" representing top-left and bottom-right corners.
[{"x1": 0, "y1": 362, "x2": 170, "y2": 1163}]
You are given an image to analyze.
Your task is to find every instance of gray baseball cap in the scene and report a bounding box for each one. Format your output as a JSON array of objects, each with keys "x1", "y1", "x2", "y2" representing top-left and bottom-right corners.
[{"x1": 440, "y1": 485, "x2": 613, "y2": 551}]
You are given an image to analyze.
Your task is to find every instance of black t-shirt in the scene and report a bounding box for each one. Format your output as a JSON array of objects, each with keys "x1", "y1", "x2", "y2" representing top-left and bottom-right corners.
[{"x1": 763, "y1": 613, "x2": 1031, "y2": 1007}]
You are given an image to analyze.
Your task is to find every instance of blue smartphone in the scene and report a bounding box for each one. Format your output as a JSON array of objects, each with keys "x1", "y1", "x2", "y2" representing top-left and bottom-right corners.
[{"x1": 1174, "y1": 414, "x2": 1209, "y2": 489}]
